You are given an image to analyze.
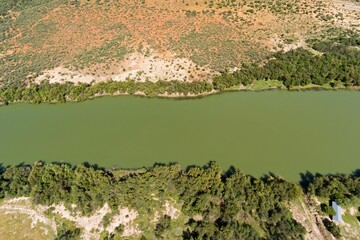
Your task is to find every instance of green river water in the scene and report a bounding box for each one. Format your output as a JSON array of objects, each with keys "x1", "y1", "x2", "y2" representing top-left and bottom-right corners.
[{"x1": 0, "y1": 91, "x2": 359, "y2": 181}]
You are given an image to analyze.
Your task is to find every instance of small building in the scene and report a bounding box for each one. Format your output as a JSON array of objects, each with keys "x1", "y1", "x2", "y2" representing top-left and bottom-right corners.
[{"x1": 331, "y1": 201, "x2": 342, "y2": 223}]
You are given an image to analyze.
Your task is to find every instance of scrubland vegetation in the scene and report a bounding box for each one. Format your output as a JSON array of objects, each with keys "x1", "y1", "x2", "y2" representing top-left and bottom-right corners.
[{"x1": 1, "y1": 0, "x2": 359, "y2": 99}]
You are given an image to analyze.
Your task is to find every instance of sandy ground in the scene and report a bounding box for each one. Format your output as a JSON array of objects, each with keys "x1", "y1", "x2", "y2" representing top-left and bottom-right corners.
[
  {"x1": 192, "y1": 214, "x2": 203, "y2": 221},
  {"x1": 349, "y1": 207, "x2": 357, "y2": 215},
  {"x1": 269, "y1": 34, "x2": 308, "y2": 53},
  {"x1": 106, "y1": 208, "x2": 141, "y2": 237},
  {"x1": 52, "y1": 203, "x2": 142, "y2": 239},
  {"x1": 55, "y1": 199, "x2": 181, "y2": 239},
  {"x1": 332, "y1": 0, "x2": 360, "y2": 30},
  {"x1": 53, "y1": 204, "x2": 110, "y2": 239},
  {"x1": 0, "y1": 197, "x2": 142, "y2": 240},
  {"x1": 163, "y1": 199, "x2": 181, "y2": 219},
  {"x1": 35, "y1": 52, "x2": 213, "y2": 85},
  {"x1": 152, "y1": 199, "x2": 181, "y2": 223}
]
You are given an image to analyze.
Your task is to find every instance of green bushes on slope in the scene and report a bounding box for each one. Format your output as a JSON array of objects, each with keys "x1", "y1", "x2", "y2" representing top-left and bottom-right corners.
[
  {"x1": 213, "y1": 38, "x2": 360, "y2": 90},
  {"x1": 1, "y1": 161, "x2": 359, "y2": 239},
  {"x1": 0, "y1": 161, "x2": 306, "y2": 239}
]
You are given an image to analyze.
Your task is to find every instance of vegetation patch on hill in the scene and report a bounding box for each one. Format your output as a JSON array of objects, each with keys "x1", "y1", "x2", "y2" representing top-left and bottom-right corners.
[
  {"x1": 1, "y1": 33, "x2": 360, "y2": 105},
  {"x1": 1, "y1": 0, "x2": 359, "y2": 88}
]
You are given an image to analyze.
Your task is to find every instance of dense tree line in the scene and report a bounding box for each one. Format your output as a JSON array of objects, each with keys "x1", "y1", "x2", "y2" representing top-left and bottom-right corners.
[
  {"x1": 1, "y1": 161, "x2": 359, "y2": 239},
  {"x1": 306, "y1": 172, "x2": 360, "y2": 204},
  {"x1": 0, "y1": 161, "x2": 307, "y2": 239},
  {"x1": 0, "y1": 80, "x2": 214, "y2": 104},
  {"x1": 213, "y1": 34, "x2": 360, "y2": 90}
]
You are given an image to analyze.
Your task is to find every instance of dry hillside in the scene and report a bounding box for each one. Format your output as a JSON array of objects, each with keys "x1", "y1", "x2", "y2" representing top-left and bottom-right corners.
[{"x1": 0, "y1": 0, "x2": 359, "y2": 86}]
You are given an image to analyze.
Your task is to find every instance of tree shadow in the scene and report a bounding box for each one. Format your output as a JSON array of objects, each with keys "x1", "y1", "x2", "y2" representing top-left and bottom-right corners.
[
  {"x1": 351, "y1": 169, "x2": 360, "y2": 177},
  {"x1": 80, "y1": 161, "x2": 101, "y2": 170},
  {"x1": 224, "y1": 165, "x2": 236, "y2": 178},
  {"x1": 322, "y1": 218, "x2": 341, "y2": 238},
  {"x1": 184, "y1": 161, "x2": 217, "y2": 172},
  {"x1": 260, "y1": 172, "x2": 285, "y2": 183},
  {"x1": 51, "y1": 161, "x2": 73, "y2": 168},
  {"x1": 152, "y1": 162, "x2": 167, "y2": 168},
  {"x1": 0, "y1": 163, "x2": 5, "y2": 174},
  {"x1": 299, "y1": 171, "x2": 323, "y2": 190},
  {"x1": 299, "y1": 171, "x2": 315, "y2": 188}
]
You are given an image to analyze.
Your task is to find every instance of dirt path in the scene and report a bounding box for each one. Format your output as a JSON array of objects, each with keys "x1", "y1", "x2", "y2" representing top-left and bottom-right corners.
[{"x1": 290, "y1": 196, "x2": 334, "y2": 240}]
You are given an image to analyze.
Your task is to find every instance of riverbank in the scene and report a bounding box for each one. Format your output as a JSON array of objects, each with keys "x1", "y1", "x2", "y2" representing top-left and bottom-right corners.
[{"x1": 1, "y1": 79, "x2": 360, "y2": 107}]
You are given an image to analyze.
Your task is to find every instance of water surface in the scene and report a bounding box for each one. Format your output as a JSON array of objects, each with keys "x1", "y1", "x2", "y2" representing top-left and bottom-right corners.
[{"x1": 1, "y1": 91, "x2": 359, "y2": 181}]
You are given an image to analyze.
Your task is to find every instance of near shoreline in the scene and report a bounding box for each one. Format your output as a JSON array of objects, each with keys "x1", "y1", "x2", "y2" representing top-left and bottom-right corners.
[{"x1": 1, "y1": 79, "x2": 360, "y2": 107}]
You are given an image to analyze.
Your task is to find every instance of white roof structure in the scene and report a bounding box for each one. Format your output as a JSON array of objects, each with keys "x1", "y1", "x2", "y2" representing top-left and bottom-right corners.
[{"x1": 331, "y1": 201, "x2": 342, "y2": 223}]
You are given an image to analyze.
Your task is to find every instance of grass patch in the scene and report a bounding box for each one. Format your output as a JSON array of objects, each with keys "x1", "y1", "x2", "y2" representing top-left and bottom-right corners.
[
  {"x1": 342, "y1": 212, "x2": 359, "y2": 226},
  {"x1": 248, "y1": 80, "x2": 285, "y2": 90},
  {"x1": 225, "y1": 80, "x2": 286, "y2": 91},
  {"x1": 0, "y1": 212, "x2": 56, "y2": 240}
]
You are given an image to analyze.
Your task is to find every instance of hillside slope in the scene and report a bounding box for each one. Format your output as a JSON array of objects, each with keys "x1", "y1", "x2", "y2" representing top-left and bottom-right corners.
[{"x1": 1, "y1": 0, "x2": 359, "y2": 87}]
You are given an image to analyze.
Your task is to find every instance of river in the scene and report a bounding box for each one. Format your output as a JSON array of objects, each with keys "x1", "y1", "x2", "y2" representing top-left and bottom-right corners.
[{"x1": 1, "y1": 91, "x2": 359, "y2": 181}]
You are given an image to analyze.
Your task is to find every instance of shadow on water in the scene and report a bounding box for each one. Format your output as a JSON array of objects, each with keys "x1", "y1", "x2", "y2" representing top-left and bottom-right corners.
[
  {"x1": 298, "y1": 169, "x2": 360, "y2": 194},
  {"x1": 152, "y1": 162, "x2": 182, "y2": 168},
  {"x1": 299, "y1": 171, "x2": 324, "y2": 189},
  {"x1": 152, "y1": 162, "x2": 180, "y2": 169},
  {"x1": 224, "y1": 165, "x2": 236, "y2": 178},
  {"x1": 0, "y1": 162, "x2": 31, "y2": 169},
  {"x1": 184, "y1": 162, "x2": 205, "y2": 172},
  {"x1": 299, "y1": 171, "x2": 315, "y2": 188},
  {"x1": 8, "y1": 162, "x2": 32, "y2": 169},
  {"x1": 80, "y1": 162, "x2": 102, "y2": 170},
  {"x1": 223, "y1": 165, "x2": 259, "y2": 181},
  {"x1": 351, "y1": 169, "x2": 360, "y2": 177},
  {"x1": 259, "y1": 172, "x2": 286, "y2": 182},
  {"x1": 22, "y1": 160, "x2": 103, "y2": 171},
  {"x1": 50, "y1": 161, "x2": 73, "y2": 168}
]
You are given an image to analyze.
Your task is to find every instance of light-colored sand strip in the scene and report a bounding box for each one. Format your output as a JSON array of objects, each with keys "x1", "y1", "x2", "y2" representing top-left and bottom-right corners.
[
  {"x1": 52, "y1": 203, "x2": 142, "y2": 240},
  {"x1": 34, "y1": 52, "x2": 213, "y2": 85}
]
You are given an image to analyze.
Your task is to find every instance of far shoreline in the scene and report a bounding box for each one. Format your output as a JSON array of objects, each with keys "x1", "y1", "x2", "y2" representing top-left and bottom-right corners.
[{"x1": 1, "y1": 81, "x2": 360, "y2": 107}]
